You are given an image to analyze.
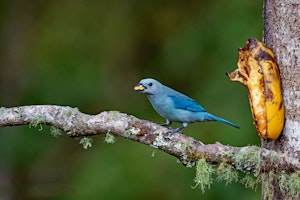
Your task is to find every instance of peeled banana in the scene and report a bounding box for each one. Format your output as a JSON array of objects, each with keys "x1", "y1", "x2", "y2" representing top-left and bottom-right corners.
[{"x1": 227, "y1": 38, "x2": 284, "y2": 140}]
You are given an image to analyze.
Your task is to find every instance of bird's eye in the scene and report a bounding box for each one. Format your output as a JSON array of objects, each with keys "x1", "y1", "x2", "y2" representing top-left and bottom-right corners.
[{"x1": 148, "y1": 83, "x2": 153, "y2": 87}]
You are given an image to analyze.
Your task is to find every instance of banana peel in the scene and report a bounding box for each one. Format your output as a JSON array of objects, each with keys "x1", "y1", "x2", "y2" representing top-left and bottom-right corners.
[{"x1": 227, "y1": 38, "x2": 284, "y2": 140}]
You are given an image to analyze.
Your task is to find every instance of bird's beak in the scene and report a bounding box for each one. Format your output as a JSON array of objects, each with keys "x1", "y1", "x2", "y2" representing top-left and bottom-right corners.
[{"x1": 134, "y1": 84, "x2": 145, "y2": 91}]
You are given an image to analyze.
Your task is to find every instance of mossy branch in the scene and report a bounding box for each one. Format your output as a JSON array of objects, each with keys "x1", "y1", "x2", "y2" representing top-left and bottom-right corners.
[{"x1": 0, "y1": 105, "x2": 299, "y2": 174}]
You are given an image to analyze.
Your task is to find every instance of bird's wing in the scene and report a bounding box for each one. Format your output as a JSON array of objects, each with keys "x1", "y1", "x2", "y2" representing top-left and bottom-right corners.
[{"x1": 169, "y1": 95, "x2": 207, "y2": 112}]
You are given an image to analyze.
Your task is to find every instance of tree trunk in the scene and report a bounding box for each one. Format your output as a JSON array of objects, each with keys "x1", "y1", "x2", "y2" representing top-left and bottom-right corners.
[{"x1": 262, "y1": 0, "x2": 300, "y2": 199}]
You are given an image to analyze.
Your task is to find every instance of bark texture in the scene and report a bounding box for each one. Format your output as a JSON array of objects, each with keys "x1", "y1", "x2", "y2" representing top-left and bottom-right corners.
[
  {"x1": 262, "y1": 0, "x2": 300, "y2": 199},
  {"x1": 0, "y1": 105, "x2": 300, "y2": 173}
]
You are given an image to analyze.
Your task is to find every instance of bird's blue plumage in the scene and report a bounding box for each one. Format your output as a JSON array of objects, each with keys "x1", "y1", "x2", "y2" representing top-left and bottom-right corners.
[
  {"x1": 134, "y1": 78, "x2": 239, "y2": 132},
  {"x1": 169, "y1": 96, "x2": 206, "y2": 112}
]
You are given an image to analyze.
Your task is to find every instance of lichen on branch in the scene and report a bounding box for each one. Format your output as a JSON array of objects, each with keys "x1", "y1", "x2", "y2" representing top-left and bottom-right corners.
[{"x1": 0, "y1": 105, "x2": 299, "y2": 176}]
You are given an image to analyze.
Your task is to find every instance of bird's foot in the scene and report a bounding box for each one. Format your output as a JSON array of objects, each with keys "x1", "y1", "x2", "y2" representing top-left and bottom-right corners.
[
  {"x1": 168, "y1": 123, "x2": 188, "y2": 134},
  {"x1": 168, "y1": 127, "x2": 182, "y2": 134},
  {"x1": 160, "y1": 119, "x2": 172, "y2": 127},
  {"x1": 160, "y1": 123, "x2": 170, "y2": 127}
]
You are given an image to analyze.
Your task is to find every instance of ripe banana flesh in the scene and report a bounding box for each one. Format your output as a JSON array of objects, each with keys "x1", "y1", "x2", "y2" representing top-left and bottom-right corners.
[{"x1": 227, "y1": 38, "x2": 284, "y2": 140}]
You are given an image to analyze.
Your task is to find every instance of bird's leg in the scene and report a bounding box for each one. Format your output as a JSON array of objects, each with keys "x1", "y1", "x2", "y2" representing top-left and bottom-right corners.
[
  {"x1": 160, "y1": 119, "x2": 172, "y2": 127},
  {"x1": 170, "y1": 123, "x2": 188, "y2": 133}
]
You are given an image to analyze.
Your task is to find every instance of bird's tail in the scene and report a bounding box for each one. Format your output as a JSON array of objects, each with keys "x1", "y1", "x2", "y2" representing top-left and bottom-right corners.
[{"x1": 206, "y1": 113, "x2": 240, "y2": 129}]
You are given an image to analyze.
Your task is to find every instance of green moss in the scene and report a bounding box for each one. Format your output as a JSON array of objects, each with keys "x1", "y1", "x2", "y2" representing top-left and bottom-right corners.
[
  {"x1": 29, "y1": 115, "x2": 47, "y2": 131},
  {"x1": 279, "y1": 171, "x2": 300, "y2": 198},
  {"x1": 124, "y1": 127, "x2": 141, "y2": 136},
  {"x1": 104, "y1": 132, "x2": 115, "y2": 144},
  {"x1": 261, "y1": 171, "x2": 274, "y2": 199},
  {"x1": 0, "y1": 107, "x2": 4, "y2": 114},
  {"x1": 173, "y1": 140, "x2": 193, "y2": 155},
  {"x1": 18, "y1": 108, "x2": 25, "y2": 119},
  {"x1": 128, "y1": 115, "x2": 139, "y2": 123},
  {"x1": 50, "y1": 126, "x2": 64, "y2": 137},
  {"x1": 79, "y1": 137, "x2": 93, "y2": 149},
  {"x1": 153, "y1": 132, "x2": 168, "y2": 147},
  {"x1": 181, "y1": 140, "x2": 193, "y2": 153},
  {"x1": 287, "y1": 171, "x2": 300, "y2": 197},
  {"x1": 151, "y1": 150, "x2": 156, "y2": 157},
  {"x1": 235, "y1": 147, "x2": 261, "y2": 175},
  {"x1": 240, "y1": 173, "x2": 260, "y2": 190},
  {"x1": 107, "y1": 111, "x2": 121, "y2": 121},
  {"x1": 123, "y1": 130, "x2": 131, "y2": 136},
  {"x1": 63, "y1": 108, "x2": 74, "y2": 117},
  {"x1": 216, "y1": 163, "x2": 239, "y2": 185},
  {"x1": 129, "y1": 127, "x2": 140, "y2": 135},
  {"x1": 219, "y1": 149, "x2": 234, "y2": 158},
  {"x1": 193, "y1": 158, "x2": 215, "y2": 193}
]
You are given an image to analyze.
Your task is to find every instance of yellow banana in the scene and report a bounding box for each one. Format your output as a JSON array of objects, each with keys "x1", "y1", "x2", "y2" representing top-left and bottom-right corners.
[{"x1": 227, "y1": 38, "x2": 284, "y2": 140}]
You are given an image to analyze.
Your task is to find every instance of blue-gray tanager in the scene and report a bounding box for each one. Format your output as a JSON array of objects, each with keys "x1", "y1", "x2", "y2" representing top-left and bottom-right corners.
[{"x1": 134, "y1": 78, "x2": 239, "y2": 132}]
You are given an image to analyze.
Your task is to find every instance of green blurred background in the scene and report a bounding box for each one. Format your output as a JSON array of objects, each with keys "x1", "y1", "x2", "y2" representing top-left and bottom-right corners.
[{"x1": 0, "y1": 0, "x2": 262, "y2": 199}]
